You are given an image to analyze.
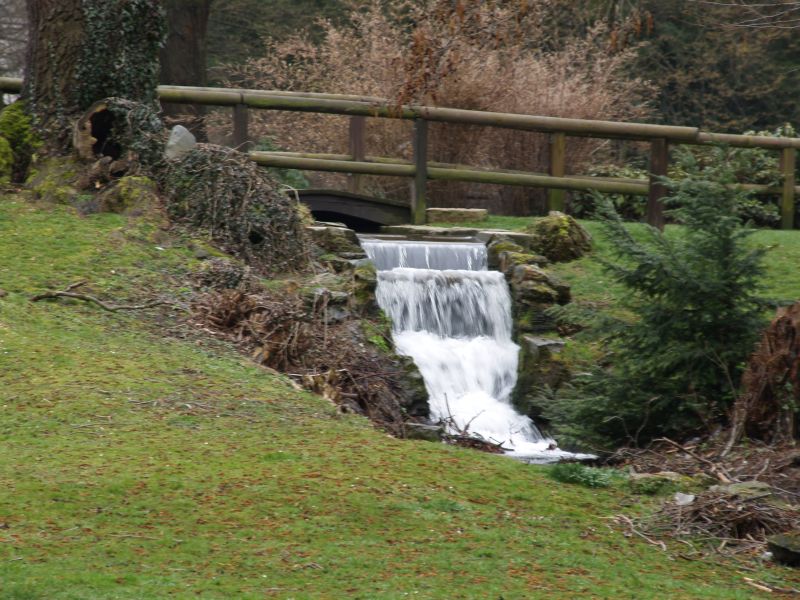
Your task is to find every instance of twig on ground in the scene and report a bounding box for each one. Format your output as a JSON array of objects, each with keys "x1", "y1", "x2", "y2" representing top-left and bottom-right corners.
[
  {"x1": 30, "y1": 281, "x2": 171, "y2": 312},
  {"x1": 656, "y1": 437, "x2": 736, "y2": 483}
]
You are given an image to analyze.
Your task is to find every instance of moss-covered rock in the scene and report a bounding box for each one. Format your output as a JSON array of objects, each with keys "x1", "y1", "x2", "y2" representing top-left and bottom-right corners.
[
  {"x1": 0, "y1": 137, "x2": 12, "y2": 185},
  {"x1": 509, "y1": 264, "x2": 571, "y2": 335},
  {"x1": 96, "y1": 176, "x2": 160, "y2": 215},
  {"x1": 487, "y1": 239, "x2": 523, "y2": 269},
  {"x1": 526, "y1": 211, "x2": 592, "y2": 262},
  {"x1": 352, "y1": 260, "x2": 379, "y2": 316},
  {"x1": 511, "y1": 335, "x2": 569, "y2": 421},
  {"x1": 307, "y1": 224, "x2": 364, "y2": 256},
  {"x1": 0, "y1": 102, "x2": 39, "y2": 182},
  {"x1": 26, "y1": 157, "x2": 80, "y2": 204}
]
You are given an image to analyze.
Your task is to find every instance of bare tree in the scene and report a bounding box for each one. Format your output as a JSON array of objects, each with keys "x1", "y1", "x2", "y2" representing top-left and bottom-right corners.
[{"x1": 695, "y1": 1, "x2": 800, "y2": 28}]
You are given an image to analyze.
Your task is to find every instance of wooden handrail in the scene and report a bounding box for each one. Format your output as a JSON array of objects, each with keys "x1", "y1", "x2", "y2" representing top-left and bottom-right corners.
[
  {"x1": 2, "y1": 76, "x2": 798, "y2": 228},
  {"x1": 4, "y1": 77, "x2": 800, "y2": 148}
]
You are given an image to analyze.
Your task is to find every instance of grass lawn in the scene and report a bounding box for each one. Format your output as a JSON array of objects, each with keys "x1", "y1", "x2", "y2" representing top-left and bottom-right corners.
[
  {"x1": 438, "y1": 215, "x2": 800, "y2": 308},
  {"x1": 1, "y1": 197, "x2": 798, "y2": 598}
]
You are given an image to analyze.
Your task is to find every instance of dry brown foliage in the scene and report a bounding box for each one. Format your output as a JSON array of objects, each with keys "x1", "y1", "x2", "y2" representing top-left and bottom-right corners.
[
  {"x1": 209, "y1": 1, "x2": 652, "y2": 214},
  {"x1": 192, "y1": 288, "x2": 414, "y2": 434},
  {"x1": 626, "y1": 490, "x2": 800, "y2": 558},
  {"x1": 729, "y1": 302, "x2": 800, "y2": 448},
  {"x1": 613, "y1": 439, "x2": 800, "y2": 560}
]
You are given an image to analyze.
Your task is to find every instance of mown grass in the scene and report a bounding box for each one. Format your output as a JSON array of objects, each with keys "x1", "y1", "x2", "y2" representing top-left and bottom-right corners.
[{"x1": 1, "y1": 197, "x2": 798, "y2": 598}]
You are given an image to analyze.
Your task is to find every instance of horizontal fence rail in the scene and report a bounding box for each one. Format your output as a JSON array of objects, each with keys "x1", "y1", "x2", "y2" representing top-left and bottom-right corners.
[{"x1": 2, "y1": 76, "x2": 799, "y2": 228}]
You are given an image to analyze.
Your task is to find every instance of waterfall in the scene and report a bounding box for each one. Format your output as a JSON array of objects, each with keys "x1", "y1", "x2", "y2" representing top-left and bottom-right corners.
[{"x1": 362, "y1": 238, "x2": 572, "y2": 460}]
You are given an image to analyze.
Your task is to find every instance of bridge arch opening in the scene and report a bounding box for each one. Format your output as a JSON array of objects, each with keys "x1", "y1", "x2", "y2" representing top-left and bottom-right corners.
[{"x1": 311, "y1": 210, "x2": 383, "y2": 233}]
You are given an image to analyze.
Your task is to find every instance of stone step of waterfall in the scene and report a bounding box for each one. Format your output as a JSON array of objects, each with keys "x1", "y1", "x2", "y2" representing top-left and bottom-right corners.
[
  {"x1": 426, "y1": 208, "x2": 488, "y2": 223},
  {"x1": 380, "y1": 225, "x2": 536, "y2": 249}
]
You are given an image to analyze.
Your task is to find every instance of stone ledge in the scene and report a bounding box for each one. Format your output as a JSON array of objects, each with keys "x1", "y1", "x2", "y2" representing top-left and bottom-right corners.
[{"x1": 426, "y1": 208, "x2": 488, "y2": 223}]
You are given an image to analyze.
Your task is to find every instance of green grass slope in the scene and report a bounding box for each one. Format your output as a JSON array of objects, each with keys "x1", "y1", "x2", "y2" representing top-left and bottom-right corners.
[{"x1": 1, "y1": 198, "x2": 797, "y2": 599}]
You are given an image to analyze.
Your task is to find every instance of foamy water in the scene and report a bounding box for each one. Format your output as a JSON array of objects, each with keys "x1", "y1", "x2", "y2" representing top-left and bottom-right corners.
[{"x1": 362, "y1": 238, "x2": 587, "y2": 461}]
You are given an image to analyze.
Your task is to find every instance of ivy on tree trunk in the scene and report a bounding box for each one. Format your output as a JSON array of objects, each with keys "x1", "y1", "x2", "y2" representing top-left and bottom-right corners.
[{"x1": 23, "y1": 0, "x2": 165, "y2": 153}]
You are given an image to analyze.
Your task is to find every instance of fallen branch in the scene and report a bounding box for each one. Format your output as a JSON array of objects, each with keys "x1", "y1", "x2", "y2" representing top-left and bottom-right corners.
[
  {"x1": 31, "y1": 281, "x2": 169, "y2": 312},
  {"x1": 656, "y1": 437, "x2": 735, "y2": 483}
]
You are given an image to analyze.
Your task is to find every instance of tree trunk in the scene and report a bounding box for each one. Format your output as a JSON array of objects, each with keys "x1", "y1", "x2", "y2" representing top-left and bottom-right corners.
[
  {"x1": 22, "y1": 0, "x2": 85, "y2": 150},
  {"x1": 159, "y1": 0, "x2": 212, "y2": 141},
  {"x1": 23, "y1": 0, "x2": 164, "y2": 153}
]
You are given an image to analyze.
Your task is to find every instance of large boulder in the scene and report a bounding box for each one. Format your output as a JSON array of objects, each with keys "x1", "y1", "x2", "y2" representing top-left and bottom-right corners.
[{"x1": 526, "y1": 211, "x2": 592, "y2": 262}]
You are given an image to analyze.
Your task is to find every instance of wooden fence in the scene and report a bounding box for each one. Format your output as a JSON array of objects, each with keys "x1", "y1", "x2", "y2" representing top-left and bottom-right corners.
[{"x1": 2, "y1": 76, "x2": 799, "y2": 228}]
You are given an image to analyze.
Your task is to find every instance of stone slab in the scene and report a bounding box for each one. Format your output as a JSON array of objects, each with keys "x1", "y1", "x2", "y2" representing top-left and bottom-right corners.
[
  {"x1": 381, "y1": 225, "x2": 480, "y2": 238},
  {"x1": 426, "y1": 208, "x2": 488, "y2": 223}
]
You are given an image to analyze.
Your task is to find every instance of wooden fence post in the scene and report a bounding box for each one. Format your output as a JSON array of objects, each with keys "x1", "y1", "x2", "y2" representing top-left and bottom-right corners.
[
  {"x1": 781, "y1": 147, "x2": 796, "y2": 230},
  {"x1": 548, "y1": 132, "x2": 566, "y2": 212},
  {"x1": 348, "y1": 116, "x2": 366, "y2": 194},
  {"x1": 647, "y1": 138, "x2": 668, "y2": 230},
  {"x1": 232, "y1": 103, "x2": 251, "y2": 150},
  {"x1": 411, "y1": 119, "x2": 429, "y2": 225}
]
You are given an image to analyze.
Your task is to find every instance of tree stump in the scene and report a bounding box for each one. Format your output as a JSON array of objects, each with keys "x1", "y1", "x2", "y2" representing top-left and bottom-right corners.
[{"x1": 727, "y1": 302, "x2": 800, "y2": 450}]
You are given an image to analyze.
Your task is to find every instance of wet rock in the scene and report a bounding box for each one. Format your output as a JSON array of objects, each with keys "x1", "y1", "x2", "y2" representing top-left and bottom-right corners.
[
  {"x1": 396, "y1": 355, "x2": 429, "y2": 419},
  {"x1": 306, "y1": 224, "x2": 364, "y2": 256},
  {"x1": 511, "y1": 335, "x2": 569, "y2": 420},
  {"x1": 526, "y1": 211, "x2": 592, "y2": 262},
  {"x1": 351, "y1": 261, "x2": 379, "y2": 316},
  {"x1": 426, "y1": 208, "x2": 488, "y2": 223},
  {"x1": 405, "y1": 422, "x2": 444, "y2": 442},
  {"x1": 767, "y1": 533, "x2": 800, "y2": 567},
  {"x1": 381, "y1": 225, "x2": 479, "y2": 238}
]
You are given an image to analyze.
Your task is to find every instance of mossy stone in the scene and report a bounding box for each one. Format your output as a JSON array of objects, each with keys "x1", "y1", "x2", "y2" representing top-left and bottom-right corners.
[
  {"x1": 352, "y1": 261, "x2": 379, "y2": 316},
  {"x1": 26, "y1": 157, "x2": 80, "y2": 204},
  {"x1": 487, "y1": 239, "x2": 523, "y2": 268},
  {"x1": 98, "y1": 176, "x2": 159, "y2": 215},
  {"x1": 526, "y1": 211, "x2": 592, "y2": 262},
  {"x1": 511, "y1": 336, "x2": 569, "y2": 420}
]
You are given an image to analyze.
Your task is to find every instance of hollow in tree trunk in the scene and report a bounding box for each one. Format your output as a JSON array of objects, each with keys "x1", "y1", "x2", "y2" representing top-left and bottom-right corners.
[{"x1": 22, "y1": 0, "x2": 165, "y2": 154}]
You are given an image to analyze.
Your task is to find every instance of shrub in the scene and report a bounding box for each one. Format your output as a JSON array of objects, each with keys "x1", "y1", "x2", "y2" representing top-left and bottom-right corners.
[
  {"x1": 548, "y1": 462, "x2": 620, "y2": 488},
  {"x1": 0, "y1": 102, "x2": 39, "y2": 182},
  {"x1": 574, "y1": 124, "x2": 793, "y2": 227},
  {"x1": 545, "y1": 150, "x2": 769, "y2": 449}
]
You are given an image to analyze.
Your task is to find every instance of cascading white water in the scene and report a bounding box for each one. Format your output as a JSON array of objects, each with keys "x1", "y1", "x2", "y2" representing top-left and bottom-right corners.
[{"x1": 362, "y1": 238, "x2": 575, "y2": 460}]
